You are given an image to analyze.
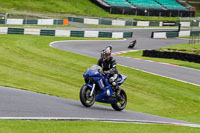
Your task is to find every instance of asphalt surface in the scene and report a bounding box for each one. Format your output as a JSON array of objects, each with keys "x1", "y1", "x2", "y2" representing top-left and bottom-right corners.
[
  {"x1": 0, "y1": 28, "x2": 200, "y2": 127},
  {"x1": 50, "y1": 29, "x2": 200, "y2": 86},
  {"x1": 1, "y1": 86, "x2": 200, "y2": 127}
]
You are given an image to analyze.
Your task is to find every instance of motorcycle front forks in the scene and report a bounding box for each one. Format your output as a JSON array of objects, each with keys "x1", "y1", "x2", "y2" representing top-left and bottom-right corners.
[{"x1": 90, "y1": 84, "x2": 96, "y2": 96}]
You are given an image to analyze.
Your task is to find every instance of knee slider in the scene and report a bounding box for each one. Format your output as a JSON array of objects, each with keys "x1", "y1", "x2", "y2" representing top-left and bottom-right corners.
[
  {"x1": 109, "y1": 77, "x2": 115, "y2": 83},
  {"x1": 112, "y1": 82, "x2": 117, "y2": 86}
]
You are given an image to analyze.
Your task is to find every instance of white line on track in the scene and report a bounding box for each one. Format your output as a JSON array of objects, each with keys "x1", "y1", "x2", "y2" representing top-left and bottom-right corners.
[
  {"x1": 49, "y1": 40, "x2": 200, "y2": 87},
  {"x1": 119, "y1": 55, "x2": 200, "y2": 72},
  {"x1": 49, "y1": 39, "x2": 127, "y2": 47},
  {"x1": 119, "y1": 64, "x2": 200, "y2": 87},
  {"x1": 0, "y1": 117, "x2": 200, "y2": 127}
]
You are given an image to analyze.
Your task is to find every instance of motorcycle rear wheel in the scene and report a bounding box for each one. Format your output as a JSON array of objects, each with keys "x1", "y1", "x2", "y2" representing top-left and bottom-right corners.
[
  {"x1": 80, "y1": 85, "x2": 95, "y2": 107},
  {"x1": 111, "y1": 89, "x2": 127, "y2": 111}
]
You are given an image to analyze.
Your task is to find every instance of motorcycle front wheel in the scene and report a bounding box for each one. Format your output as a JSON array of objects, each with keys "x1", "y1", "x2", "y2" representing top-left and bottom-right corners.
[
  {"x1": 111, "y1": 89, "x2": 127, "y2": 111},
  {"x1": 80, "y1": 85, "x2": 96, "y2": 107}
]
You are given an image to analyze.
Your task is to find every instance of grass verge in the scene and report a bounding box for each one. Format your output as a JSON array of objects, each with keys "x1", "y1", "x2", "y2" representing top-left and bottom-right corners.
[
  {"x1": 158, "y1": 43, "x2": 200, "y2": 55},
  {"x1": 0, "y1": 0, "x2": 180, "y2": 21},
  {"x1": 85, "y1": 24, "x2": 180, "y2": 29},
  {"x1": 120, "y1": 43, "x2": 200, "y2": 69},
  {"x1": 0, "y1": 35, "x2": 199, "y2": 124},
  {"x1": 0, "y1": 120, "x2": 200, "y2": 133},
  {"x1": 0, "y1": 24, "x2": 78, "y2": 29}
]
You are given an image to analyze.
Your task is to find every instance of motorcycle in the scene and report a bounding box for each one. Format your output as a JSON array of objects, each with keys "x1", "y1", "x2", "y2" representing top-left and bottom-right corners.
[
  {"x1": 79, "y1": 65, "x2": 127, "y2": 111},
  {"x1": 128, "y1": 39, "x2": 136, "y2": 49}
]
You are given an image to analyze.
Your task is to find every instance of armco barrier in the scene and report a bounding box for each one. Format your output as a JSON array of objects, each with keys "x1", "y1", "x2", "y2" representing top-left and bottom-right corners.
[
  {"x1": 38, "y1": 19, "x2": 54, "y2": 25},
  {"x1": 23, "y1": 19, "x2": 38, "y2": 25},
  {"x1": 166, "y1": 31, "x2": 179, "y2": 38},
  {"x1": 123, "y1": 32, "x2": 133, "y2": 38},
  {"x1": 0, "y1": 19, "x2": 68, "y2": 25},
  {"x1": 70, "y1": 31, "x2": 84, "y2": 37},
  {"x1": 69, "y1": 16, "x2": 200, "y2": 27},
  {"x1": 68, "y1": 17, "x2": 84, "y2": 23},
  {"x1": 143, "y1": 50, "x2": 200, "y2": 63},
  {"x1": 68, "y1": 17, "x2": 200, "y2": 27},
  {"x1": 137, "y1": 21, "x2": 149, "y2": 27},
  {"x1": 84, "y1": 18, "x2": 99, "y2": 25},
  {"x1": 112, "y1": 20, "x2": 125, "y2": 26},
  {"x1": 53, "y1": 20, "x2": 64, "y2": 25},
  {"x1": 1, "y1": 17, "x2": 200, "y2": 27},
  {"x1": 191, "y1": 21, "x2": 199, "y2": 27},
  {"x1": 180, "y1": 22, "x2": 190, "y2": 27},
  {"x1": 40, "y1": 30, "x2": 55, "y2": 36},
  {"x1": 1, "y1": 27, "x2": 133, "y2": 38},
  {"x1": 125, "y1": 21, "x2": 137, "y2": 26},
  {"x1": 0, "y1": 27, "x2": 8, "y2": 34},
  {"x1": 179, "y1": 31, "x2": 190, "y2": 37},
  {"x1": 84, "y1": 31, "x2": 99, "y2": 38},
  {"x1": 99, "y1": 19, "x2": 112, "y2": 25},
  {"x1": 149, "y1": 21, "x2": 160, "y2": 27},
  {"x1": 7, "y1": 19, "x2": 23, "y2": 25},
  {"x1": 0, "y1": 19, "x2": 5, "y2": 24},
  {"x1": 98, "y1": 32, "x2": 112, "y2": 38},
  {"x1": 191, "y1": 31, "x2": 200, "y2": 36},
  {"x1": 152, "y1": 32, "x2": 166, "y2": 39},
  {"x1": 24, "y1": 28, "x2": 40, "y2": 35},
  {"x1": 55, "y1": 30, "x2": 70, "y2": 37},
  {"x1": 8, "y1": 28, "x2": 24, "y2": 34},
  {"x1": 152, "y1": 30, "x2": 200, "y2": 39},
  {"x1": 112, "y1": 32, "x2": 123, "y2": 38}
]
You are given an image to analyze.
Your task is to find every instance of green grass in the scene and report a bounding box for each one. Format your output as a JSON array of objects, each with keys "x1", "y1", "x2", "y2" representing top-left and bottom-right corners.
[
  {"x1": 0, "y1": 120, "x2": 200, "y2": 133},
  {"x1": 120, "y1": 43, "x2": 200, "y2": 70},
  {"x1": 86, "y1": 24, "x2": 180, "y2": 29},
  {"x1": 0, "y1": 0, "x2": 180, "y2": 21},
  {"x1": 0, "y1": 24, "x2": 78, "y2": 29},
  {"x1": 180, "y1": 36, "x2": 192, "y2": 39},
  {"x1": 158, "y1": 43, "x2": 200, "y2": 55},
  {"x1": 0, "y1": 34, "x2": 200, "y2": 124}
]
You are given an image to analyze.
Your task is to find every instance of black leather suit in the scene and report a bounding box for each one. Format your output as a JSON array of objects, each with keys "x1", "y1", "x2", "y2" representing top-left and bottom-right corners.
[{"x1": 97, "y1": 56, "x2": 119, "y2": 89}]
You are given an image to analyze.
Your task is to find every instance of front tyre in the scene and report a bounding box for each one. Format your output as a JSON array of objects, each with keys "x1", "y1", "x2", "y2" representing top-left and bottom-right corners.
[
  {"x1": 80, "y1": 85, "x2": 95, "y2": 107},
  {"x1": 111, "y1": 89, "x2": 127, "y2": 111}
]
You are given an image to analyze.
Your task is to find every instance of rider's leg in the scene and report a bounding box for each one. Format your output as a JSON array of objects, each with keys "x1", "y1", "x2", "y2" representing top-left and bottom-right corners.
[
  {"x1": 109, "y1": 74, "x2": 118, "y2": 89},
  {"x1": 109, "y1": 74, "x2": 121, "y2": 98}
]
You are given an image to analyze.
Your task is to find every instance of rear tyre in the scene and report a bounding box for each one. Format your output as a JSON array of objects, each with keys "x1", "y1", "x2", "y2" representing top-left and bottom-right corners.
[
  {"x1": 111, "y1": 89, "x2": 127, "y2": 111},
  {"x1": 80, "y1": 85, "x2": 95, "y2": 107}
]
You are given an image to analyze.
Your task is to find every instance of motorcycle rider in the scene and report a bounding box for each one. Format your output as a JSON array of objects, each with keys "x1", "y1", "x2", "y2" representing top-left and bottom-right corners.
[{"x1": 97, "y1": 45, "x2": 121, "y2": 99}]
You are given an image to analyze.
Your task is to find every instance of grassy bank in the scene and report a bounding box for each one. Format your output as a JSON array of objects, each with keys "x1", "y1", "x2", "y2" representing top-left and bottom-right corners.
[
  {"x1": 0, "y1": 0, "x2": 179, "y2": 21},
  {"x1": 0, "y1": 120, "x2": 199, "y2": 133},
  {"x1": 0, "y1": 24, "x2": 78, "y2": 29},
  {"x1": 159, "y1": 43, "x2": 200, "y2": 55},
  {"x1": 120, "y1": 43, "x2": 200, "y2": 69},
  {"x1": 0, "y1": 34, "x2": 200, "y2": 124},
  {"x1": 86, "y1": 24, "x2": 180, "y2": 29}
]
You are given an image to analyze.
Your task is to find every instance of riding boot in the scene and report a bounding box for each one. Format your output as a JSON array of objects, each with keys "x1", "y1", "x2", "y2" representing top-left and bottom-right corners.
[{"x1": 115, "y1": 85, "x2": 122, "y2": 101}]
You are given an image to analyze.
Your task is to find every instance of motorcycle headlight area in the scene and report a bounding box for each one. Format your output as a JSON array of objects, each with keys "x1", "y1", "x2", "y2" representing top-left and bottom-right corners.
[{"x1": 84, "y1": 75, "x2": 95, "y2": 84}]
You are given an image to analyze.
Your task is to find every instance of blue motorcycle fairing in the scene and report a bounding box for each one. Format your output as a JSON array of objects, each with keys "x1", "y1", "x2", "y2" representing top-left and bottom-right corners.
[
  {"x1": 83, "y1": 83, "x2": 115, "y2": 104},
  {"x1": 83, "y1": 84, "x2": 93, "y2": 89},
  {"x1": 82, "y1": 65, "x2": 126, "y2": 104},
  {"x1": 83, "y1": 65, "x2": 102, "y2": 77},
  {"x1": 95, "y1": 82, "x2": 114, "y2": 104}
]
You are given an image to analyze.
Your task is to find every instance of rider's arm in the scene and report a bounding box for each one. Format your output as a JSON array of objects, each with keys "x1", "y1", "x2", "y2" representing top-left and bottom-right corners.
[
  {"x1": 97, "y1": 58, "x2": 102, "y2": 66},
  {"x1": 104, "y1": 58, "x2": 118, "y2": 74}
]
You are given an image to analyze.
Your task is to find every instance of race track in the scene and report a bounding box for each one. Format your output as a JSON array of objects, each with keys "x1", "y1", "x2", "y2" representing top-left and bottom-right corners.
[
  {"x1": 0, "y1": 86, "x2": 199, "y2": 127},
  {"x1": 0, "y1": 28, "x2": 200, "y2": 127},
  {"x1": 50, "y1": 29, "x2": 200, "y2": 86}
]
